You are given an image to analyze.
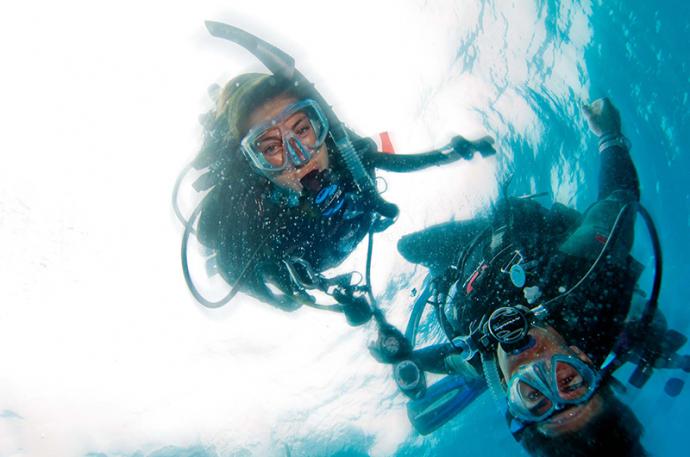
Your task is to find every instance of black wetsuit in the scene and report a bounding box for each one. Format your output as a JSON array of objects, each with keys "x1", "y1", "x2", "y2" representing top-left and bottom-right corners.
[
  {"x1": 248, "y1": 140, "x2": 470, "y2": 311},
  {"x1": 398, "y1": 142, "x2": 640, "y2": 366}
]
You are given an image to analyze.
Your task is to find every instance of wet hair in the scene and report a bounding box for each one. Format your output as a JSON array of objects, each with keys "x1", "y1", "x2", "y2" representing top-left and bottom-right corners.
[
  {"x1": 187, "y1": 75, "x2": 306, "y2": 306},
  {"x1": 519, "y1": 385, "x2": 648, "y2": 457}
]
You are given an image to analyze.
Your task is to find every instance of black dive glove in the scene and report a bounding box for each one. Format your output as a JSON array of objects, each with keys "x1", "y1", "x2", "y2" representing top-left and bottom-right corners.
[
  {"x1": 368, "y1": 323, "x2": 413, "y2": 363},
  {"x1": 447, "y1": 135, "x2": 496, "y2": 159}
]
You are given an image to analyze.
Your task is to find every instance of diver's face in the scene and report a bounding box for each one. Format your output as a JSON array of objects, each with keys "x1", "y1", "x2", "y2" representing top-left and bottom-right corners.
[
  {"x1": 246, "y1": 94, "x2": 329, "y2": 193},
  {"x1": 498, "y1": 326, "x2": 604, "y2": 436}
]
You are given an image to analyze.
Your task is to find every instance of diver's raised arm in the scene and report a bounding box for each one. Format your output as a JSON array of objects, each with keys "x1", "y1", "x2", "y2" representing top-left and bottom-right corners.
[
  {"x1": 367, "y1": 135, "x2": 495, "y2": 172},
  {"x1": 582, "y1": 98, "x2": 640, "y2": 201},
  {"x1": 539, "y1": 98, "x2": 641, "y2": 320}
]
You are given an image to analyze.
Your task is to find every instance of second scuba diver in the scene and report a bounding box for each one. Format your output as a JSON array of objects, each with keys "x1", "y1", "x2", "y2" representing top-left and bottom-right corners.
[
  {"x1": 378, "y1": 98, "x2": 689, "y2": 455},
  {"x1": 174, "y1": 22, "x2": 495, "y2": 324}
]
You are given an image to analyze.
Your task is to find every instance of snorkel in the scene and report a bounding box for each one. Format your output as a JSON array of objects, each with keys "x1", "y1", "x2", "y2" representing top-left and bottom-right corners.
[{"x1": 205, "y1": 20, "x2": 399, "y2": 222}]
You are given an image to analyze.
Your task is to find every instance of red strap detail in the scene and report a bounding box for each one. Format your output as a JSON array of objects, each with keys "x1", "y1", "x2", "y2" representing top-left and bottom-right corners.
[
  {"x1": 595, "y1": 233, "x2": 608, "y2": 244},
  {"x1": 379, "y1": 131, "x2": 395, "y2": 154},
  {"x1": 466, "y1": 265, "x2": 488, "y2": 294},
  {"x1": 466, "y1": 271, "x2": 480, "y2": 294}
]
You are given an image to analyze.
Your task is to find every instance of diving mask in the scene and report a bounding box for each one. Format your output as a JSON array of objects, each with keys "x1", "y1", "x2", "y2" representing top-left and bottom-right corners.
[
  {"x1": 240, "y1": 99, "x2": 330, "y2": 173},
  {"x1": 507, "y1": 354, "x2": 600, "y2": 423}
]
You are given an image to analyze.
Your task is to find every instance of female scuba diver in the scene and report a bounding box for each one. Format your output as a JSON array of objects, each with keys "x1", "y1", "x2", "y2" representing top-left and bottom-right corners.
[
  {"x1": 371, "y1": 98, "x2": 689, "y2": 454},
  {"x1": 174, "y1": 22, "x2": 495, "y2": 324}
]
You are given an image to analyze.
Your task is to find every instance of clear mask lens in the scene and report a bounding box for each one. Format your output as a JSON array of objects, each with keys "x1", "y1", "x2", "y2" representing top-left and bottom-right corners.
[
  {"x1": 507, "y1": 354, "x2": 599, "y2": 423},
  {"x1": 241, "y1": 99, "x2": 329, "y2": 173},
  {"x1": 553, "y1": 358, "x2": 591, "y2": 402},
  {"x1": 516, "y1": 379, "x2": 554, "y2": 418}
]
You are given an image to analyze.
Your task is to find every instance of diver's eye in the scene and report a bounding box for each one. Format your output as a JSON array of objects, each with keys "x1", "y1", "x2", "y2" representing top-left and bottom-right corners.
[
  {"x1": 519, "y1": 382, "x2": 545, "y2": 403},
  {"x1": 527, "y1": 390, "x2": 543, "y2": 401},
  {"x1": 559, "y1": 373, "x2": 585, "y2": 393},
  {"x1": 258, "y1": 141, "x2": 282, "y2": 157},
  {"x1": 294, "y1": 119, "x2": 312, "y2": 137},
  {"x1": 288, "y1": 112, "x2": 315, "y2": 140},
  {"x1": 263, "y1": 145, "x2": 278, "y2": 156}
]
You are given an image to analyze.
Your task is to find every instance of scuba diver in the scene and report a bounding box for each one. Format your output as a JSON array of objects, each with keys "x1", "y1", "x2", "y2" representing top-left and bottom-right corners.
[
  {"x1": 173, "y1": 21, "x2": 495, "y2": 325},
  {"x1": 369, "y1": 98, "x2": 689, "y2": 455},
  {"x1": 497, "y1": 324, "x2": 648, "y2": 456}
]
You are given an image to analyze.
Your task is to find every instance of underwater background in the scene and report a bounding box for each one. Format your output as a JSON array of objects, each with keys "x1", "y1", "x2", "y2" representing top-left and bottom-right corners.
[{"x1": 1, "y1": 0, "x2": 689, "y2": 456}]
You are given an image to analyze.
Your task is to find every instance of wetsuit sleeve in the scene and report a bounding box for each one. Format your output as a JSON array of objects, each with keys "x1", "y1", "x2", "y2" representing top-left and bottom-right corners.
[
  {"x1": 558, "y1": 141, "x2": 639, "y2": 260},
  {"x1": 412, "y1": 344, "x2": 457, "y2": 373},
  {"x1": 360, "y1": 134, "x2": 495, "y2": 172},
  {"x1": 397, "y1": 219, "x2": 489, "y2": 275},
  {"x1": 366, "y1": 150, "x2": 456, "y2": 172},
  {"x1": 598, "y1": 144, "x2": 640, "y2": 201},
  {"x1": 544, "y1": 140, "x2": 642, "y2": 364}
]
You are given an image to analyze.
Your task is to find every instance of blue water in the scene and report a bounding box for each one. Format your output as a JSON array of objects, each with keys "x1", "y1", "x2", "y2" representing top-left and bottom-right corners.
[
  {"x1": 294, "y1": 1, "x2": 690, "y2": 455},
  {"x1": 582, "y1": 2, "x2": 690, "y2": 456},
  {"x1": 93, "y1": 1, "x2": 689, "y2": 455},
  {"x1": 416, "y1": 2, "x2": 690, "y2": 456}
]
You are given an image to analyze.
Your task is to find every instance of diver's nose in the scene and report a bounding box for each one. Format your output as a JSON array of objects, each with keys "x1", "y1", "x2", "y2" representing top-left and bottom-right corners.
[
  {"x1": 289, "y1": 138, "x2": 307, "y2": 162},
  {"x1": 284, "y1": 136, "x2": 312, "y2": 169}
]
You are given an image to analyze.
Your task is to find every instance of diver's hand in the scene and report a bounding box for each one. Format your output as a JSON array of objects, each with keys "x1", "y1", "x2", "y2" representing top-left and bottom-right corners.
[
  {"x1": 449, "y1": 135, "x2": 496, "y2": 159},
  {"x1": 368, "y1": 323, "x2": 412, "y2": 363},
  {"x1": 582, "y1": 98, "x2": 621, "y2": 137}
]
